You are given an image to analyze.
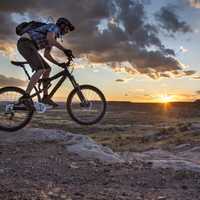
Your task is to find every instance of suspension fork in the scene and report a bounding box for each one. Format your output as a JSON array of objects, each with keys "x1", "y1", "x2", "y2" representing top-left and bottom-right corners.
[{"x1": 69, "y1": 75, "x2": 87, "y2": 103}]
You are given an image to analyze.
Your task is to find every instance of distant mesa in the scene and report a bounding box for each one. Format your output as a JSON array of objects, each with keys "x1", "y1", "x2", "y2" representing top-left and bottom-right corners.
[{"x1": 194, "y1": 99, "x2": 200, "y2": 103}]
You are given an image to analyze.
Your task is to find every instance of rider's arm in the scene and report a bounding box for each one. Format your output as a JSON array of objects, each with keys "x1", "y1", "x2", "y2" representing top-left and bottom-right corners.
[
  {"x1": 46, "y1": 32, "x2": 65, "y2": 51},
  {"x1": 44, "y1": 47, "x2": 61, "y2": 66}
]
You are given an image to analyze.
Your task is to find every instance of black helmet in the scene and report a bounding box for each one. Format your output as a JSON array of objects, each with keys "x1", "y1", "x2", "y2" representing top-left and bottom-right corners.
[{"x1": 56, "y1": 17, "x2": 75, "y2": 31}]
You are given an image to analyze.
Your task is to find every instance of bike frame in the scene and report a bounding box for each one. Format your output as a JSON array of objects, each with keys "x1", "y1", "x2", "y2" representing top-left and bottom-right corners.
[{"x1": 21, "y1": 64, "x2": 86, "y2": 103}]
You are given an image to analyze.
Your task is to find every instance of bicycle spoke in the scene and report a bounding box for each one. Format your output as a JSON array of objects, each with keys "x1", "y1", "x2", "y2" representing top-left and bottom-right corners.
[
  {"x1": 0, "y1": 87, "x2": 33, "y2": 131},
  {"x1": 68, "y1": 86, "x2": 106, "y2": 124}
]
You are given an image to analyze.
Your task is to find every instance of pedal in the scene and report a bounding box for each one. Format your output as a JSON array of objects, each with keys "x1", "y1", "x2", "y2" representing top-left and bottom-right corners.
[
  {"x1": 45, "y1": 105, "x2": 54, "y2": 110},
  {"x1": 34, "y1": 102, "x2": 46, "y2": 113}
]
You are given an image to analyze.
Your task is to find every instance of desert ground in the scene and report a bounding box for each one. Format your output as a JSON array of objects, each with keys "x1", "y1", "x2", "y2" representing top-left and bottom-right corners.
[
  {"x1": 1, "y1": 101, "x2": 200, "y2": 199},
  {"x1": 30, "y1": 101, "x2": 200, "y2": 152}
]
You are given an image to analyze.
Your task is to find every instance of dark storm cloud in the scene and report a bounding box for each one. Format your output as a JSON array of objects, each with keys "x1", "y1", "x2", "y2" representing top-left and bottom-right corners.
[
  {"x1": 0, "y1": 0, "x2": 37, "y2": 12},
  {"x1": 69, "y1": 0, "x2": 185, "y2": 79},
  {"x1": 115, "y1": 79, "x2": 124, "y2": 82},
  {"x1": 0, "y1": 12, "x2": 17, "y2": 53},
  {"x1": 0, "y1": 74, "x2": 26, "y2": 87},
  {"x1": 117, "y1": 0, "x2": 145, "y2": 35},
  {"x1": 0, "y1": 12, "x2": 17, "y2": 40},
  {"x1": 88, "y1": 43, "x2": 183, "y2": 79},
  {"x1": 155, "y1": 5, "x2": 192, "y2": 34},
  {"x1": 183, "y1": 70, "x2": 196, "y2": 76},
  {"x1": 0, "y1": 0, "x2": 195, "y2": 79},
  {"x1": 112, "y1": 1, "x2": 168, "y2": 50},
  {"x1": 0, "y1": 0, "x2": 111, "y2": 53}
]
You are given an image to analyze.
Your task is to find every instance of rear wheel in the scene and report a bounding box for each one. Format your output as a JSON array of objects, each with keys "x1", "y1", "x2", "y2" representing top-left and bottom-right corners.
[
  {"x1": 0, "y1": 87, "x2": 34, "y2": 132},
  {"x1": 67, "y1": 85, "x2": 106, "y2": 125}
]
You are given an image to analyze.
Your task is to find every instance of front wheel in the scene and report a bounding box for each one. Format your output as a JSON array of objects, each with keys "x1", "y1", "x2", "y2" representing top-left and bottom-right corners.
[{"x1": 67, "y1": 85, "x2": 106, "y2": 125}]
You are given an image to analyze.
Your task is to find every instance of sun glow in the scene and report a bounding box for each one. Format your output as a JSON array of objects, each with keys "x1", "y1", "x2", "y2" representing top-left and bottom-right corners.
[{"x1": 160, "y1": 94, "x2": 174, "y2": 103}]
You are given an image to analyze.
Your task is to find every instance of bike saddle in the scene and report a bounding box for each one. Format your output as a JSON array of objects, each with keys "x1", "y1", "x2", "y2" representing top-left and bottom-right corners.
[{"x1": 11, "y1": 61, "x2": 28, "y2": 67}]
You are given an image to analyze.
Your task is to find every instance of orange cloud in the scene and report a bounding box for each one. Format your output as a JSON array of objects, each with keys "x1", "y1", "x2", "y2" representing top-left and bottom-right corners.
[
  {"x1": 188, "y1": 0, "x2": 200, "y2": 8},
  {"x1": 0, "y1": 74, "x2": 26, "y2": 87},
  {"x1": 0, "y1": 41, "x2": 15, "y2": 56}
]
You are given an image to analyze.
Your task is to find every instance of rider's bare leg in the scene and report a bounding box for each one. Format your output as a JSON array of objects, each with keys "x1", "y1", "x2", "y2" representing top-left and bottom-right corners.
[
  {"x1": 41, "y1": 68, "x2": 58, "y2": 107},
  {"x1": 42, "y1": 68, "x2": 51, "y2": 97},
  {"x1": 25, "y1": 69, "x2": 45, "y2": 94}
]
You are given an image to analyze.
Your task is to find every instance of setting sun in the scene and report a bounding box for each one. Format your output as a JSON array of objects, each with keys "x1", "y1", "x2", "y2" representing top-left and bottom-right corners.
[{"x1": 160, "y1": 95, "x2": 174, "y2": 103}]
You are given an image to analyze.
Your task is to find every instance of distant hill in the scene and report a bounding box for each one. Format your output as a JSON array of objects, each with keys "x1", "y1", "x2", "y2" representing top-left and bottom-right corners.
[
  {"x1": 56, "y1": 101, "x2": 198, "y2": 111},
  {"x1": 194, "y1": 99, "x2": 200, "y2": 103}
]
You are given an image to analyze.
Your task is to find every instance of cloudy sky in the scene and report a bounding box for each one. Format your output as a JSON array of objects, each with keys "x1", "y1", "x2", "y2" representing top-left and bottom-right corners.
[{"x1": 0, "y1": 0, "x2": 200, "y2": 102}]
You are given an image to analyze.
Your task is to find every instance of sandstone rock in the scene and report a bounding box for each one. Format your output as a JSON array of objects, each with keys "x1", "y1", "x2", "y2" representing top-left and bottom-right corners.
[{"x1": 0, "y1": 128, "x2": 124, "y2": 164}]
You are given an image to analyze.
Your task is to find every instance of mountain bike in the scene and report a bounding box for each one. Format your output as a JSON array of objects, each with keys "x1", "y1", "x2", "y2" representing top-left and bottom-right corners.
[{"x1": 0, "y1": 57, "x2": 106, "y2": 132}]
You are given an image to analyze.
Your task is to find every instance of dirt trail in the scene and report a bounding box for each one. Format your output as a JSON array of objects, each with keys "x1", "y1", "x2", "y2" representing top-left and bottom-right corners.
[{"x1": 0, "y1": 129, "x2": 200, "y2": 200}]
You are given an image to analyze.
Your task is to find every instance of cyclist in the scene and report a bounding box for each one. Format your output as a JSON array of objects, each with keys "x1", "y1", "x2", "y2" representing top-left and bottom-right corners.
[{"x1": 17, "y1": 17, "x2": 75, "y2": 107}]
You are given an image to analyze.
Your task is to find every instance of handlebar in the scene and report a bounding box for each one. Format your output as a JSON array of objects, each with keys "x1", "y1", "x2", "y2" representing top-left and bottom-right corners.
[
  {"x1": 58, "y1": 54, "x2": 74, "y2": 69},
  {"x1": 66, "y1": 55, "x2": 74, "y2": 66},
  {"x1": 59, "y1": 55, "x2": 75, "y2": 74},
  {"x1": 63, "y1": 49, "x2": 75, "y2": 67}
]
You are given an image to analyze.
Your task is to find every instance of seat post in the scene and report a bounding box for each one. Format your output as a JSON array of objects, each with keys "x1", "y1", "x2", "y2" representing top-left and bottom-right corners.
[{"x1": 21, "y1": 65, "x2": 31, "y2": 80}]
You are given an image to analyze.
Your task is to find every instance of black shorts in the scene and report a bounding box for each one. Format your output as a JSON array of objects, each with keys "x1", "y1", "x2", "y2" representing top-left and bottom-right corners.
[{"x1": 17, "y1": 38, "x2": 50, "y2": 71}]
